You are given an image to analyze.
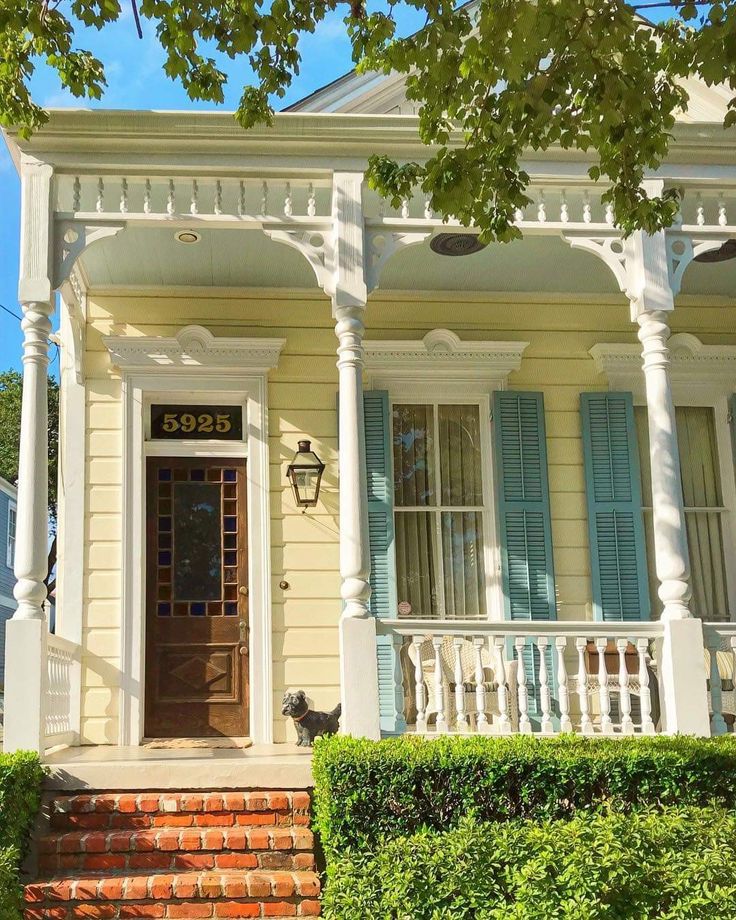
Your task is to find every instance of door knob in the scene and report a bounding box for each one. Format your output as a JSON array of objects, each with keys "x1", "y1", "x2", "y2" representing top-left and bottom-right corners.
[{"x1": 239, "y1": 586, "x2": 249, "y2": 596}]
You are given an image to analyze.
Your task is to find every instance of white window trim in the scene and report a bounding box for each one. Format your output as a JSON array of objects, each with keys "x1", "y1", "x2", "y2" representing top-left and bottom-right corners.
[
  {"x1": 6, "y1": 500, "x2": 16, "y2": 570},
  {"x1": 590, "y1": 334, "x2": 736, "y2": 621},
  {"x1": 104, "y1": 326, "x2": 285, "y2": 746},
  {"x1": 364, "y1": 330, "x2": 530, "y2": 625}
]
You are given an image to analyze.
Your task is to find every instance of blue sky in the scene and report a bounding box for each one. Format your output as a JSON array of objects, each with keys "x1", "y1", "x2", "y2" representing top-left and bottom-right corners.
[{"x1": 0, "y1": 6, "x2": 424, "y2": 375}]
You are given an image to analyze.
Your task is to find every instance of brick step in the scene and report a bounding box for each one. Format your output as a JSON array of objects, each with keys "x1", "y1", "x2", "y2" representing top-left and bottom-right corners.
[
  {"x1": 50, "y1": 792, "x2": 310, "y2": 832},
  {"x1": 25, "y1": 870, "x2": 321, "y2": 918},
  {"x1": 38, "y1": 826, "x2": 315, "y2": 875}
]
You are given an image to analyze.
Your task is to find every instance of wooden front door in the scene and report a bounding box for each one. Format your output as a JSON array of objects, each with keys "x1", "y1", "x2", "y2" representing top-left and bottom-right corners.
[{"x1": 144, "y1": 457, "x2": 249, "y2": 738}]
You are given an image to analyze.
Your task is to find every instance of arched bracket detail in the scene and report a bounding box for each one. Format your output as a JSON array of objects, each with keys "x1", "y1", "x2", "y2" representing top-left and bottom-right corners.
[
  {"x1": 561, "y1": 232, "x2": 629, "y2": 295},
  {"x1": 54, "y1": 221, "x2": 125, "y2": 289},
  {"x1": 666, "y1": 233, "x2": 730, "y2": 297},
  {"x1": 264, "y1": 228, "x2": 335, "y2": 295},
  {"x1": 366, "y1": 230, "x2": 432, "y2": 293}
]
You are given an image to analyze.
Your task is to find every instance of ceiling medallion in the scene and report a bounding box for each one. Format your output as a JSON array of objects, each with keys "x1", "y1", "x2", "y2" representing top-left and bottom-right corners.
[
  {"x1": 430, "y1": 232, "x2": 487, "y2": 257},
  {"x1": 694, "y1": 239, "x2": 736, "y2": 263}
]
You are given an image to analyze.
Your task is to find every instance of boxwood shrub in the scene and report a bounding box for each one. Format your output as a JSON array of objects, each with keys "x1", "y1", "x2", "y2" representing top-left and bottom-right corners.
[
  {"x1": 0, "y1": 752, "x2": 45, "y2": 917},
  {"x1": 321, "y1": 808, "x2": 736, "y2": 919},
  {"x1": 312, "y1": 734, "x2": 736, "y2": 855}
]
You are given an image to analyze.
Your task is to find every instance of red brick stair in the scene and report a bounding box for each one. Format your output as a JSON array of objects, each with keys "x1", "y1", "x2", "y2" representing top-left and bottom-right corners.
[{"x1": 25, "y1": 791, "x2": 320, "y2": 919}]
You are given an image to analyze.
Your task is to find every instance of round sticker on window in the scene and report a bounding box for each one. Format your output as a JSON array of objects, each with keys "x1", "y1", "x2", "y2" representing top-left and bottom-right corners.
[{"x1": 398, "y1": 601, "x2": 412, "y2": 616}]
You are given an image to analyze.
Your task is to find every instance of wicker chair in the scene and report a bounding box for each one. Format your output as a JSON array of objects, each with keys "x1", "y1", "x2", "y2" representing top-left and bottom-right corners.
[{"x1": 407, "y1": 636, "x2": 519, "y2": 732}]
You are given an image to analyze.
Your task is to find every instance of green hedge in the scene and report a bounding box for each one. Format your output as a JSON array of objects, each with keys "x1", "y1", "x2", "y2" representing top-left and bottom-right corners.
[
  {"x1": 321, "y1": 808, "x2": 736, "y2": 919},
  {"x1": 0, "y1": 752, "x2": 45, "y2": 917},
  {"x1": 312, "y1": 734, "x2": 736, "y2": 855}
]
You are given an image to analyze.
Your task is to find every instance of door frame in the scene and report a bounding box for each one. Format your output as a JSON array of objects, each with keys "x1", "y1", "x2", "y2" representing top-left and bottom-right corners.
[{"x1": 116, "y1": 363, "x2": 278, "y2": 746}]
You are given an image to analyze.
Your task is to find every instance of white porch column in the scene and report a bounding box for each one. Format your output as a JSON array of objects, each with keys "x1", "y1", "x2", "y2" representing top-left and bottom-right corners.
[
  {"x1": 332, "y1": 172, "x2": 380, "y2": 740},
  {"x1": 4, "y1": 160, "x2": 55, "y2": 754},
  {"x1": 627, "y1": 222, "x2": 709, "y2": 735}
]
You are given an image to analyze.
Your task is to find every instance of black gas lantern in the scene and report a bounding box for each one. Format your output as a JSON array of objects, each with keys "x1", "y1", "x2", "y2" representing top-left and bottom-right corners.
[{"x1": 286, "y1": 440, "x2": 325, "y2": 510}]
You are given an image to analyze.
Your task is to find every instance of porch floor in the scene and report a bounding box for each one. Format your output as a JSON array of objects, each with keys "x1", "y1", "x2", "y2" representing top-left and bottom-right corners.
[{"x1": 43, "y1": 743, "x2": 313, "y2": 791}]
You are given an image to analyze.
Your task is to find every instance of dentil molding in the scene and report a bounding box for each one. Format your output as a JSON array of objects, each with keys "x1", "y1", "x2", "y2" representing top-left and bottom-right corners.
[{"x1": 103, "y1": 324, "x2": 286, "y2": 371}]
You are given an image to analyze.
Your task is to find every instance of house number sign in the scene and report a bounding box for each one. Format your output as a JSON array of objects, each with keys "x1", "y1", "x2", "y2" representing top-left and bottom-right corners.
[{"x1": 150, "y1": 404, "x2": 244, "y2": 440}]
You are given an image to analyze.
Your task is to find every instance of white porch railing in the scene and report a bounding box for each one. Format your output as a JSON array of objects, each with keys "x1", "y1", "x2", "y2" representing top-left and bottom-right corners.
[
  {"x1": 702, "y1": 623, "x2": 736, "y2": 736},
  {"x1": 380, "y1": 620, "x2": 665, "y2": 736},
  {"x1": 44, "y1": 633, "x2": 81, "y2": 749}
]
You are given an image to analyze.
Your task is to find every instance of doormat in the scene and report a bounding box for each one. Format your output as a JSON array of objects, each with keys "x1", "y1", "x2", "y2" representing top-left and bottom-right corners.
[{"x1": 142, "y1": 737, "x2": 253, "y2": 750}]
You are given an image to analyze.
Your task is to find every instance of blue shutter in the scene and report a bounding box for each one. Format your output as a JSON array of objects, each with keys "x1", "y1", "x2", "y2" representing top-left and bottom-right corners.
[
  {"x1": 362, "y1": 390, "x2": 404, "y2": 733},
  {"x1": 493, "y1": 391, "x2": 557, "y2": 725},
  {"x1": 581, "y1": 392, "x2": 650, "y2": 622}
]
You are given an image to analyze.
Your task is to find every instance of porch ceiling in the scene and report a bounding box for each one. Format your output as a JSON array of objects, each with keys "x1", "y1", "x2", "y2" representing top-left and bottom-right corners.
[{"x1": 76, "y1": 222, "x2": 736, "y2": 299}]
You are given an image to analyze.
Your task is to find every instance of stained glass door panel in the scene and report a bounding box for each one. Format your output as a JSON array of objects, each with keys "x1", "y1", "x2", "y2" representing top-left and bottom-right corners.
[{"x1": 144, "y1": 457, "x2": 248, "y2": 738}]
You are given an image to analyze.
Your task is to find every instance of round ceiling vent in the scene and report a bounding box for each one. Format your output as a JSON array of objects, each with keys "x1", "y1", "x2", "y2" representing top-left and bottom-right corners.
[
  {"x1": 430, "y1": 233, "x2": 487, "y2": 257},
  {"x1": 175, "y1": 229, "x2": 201, "y2": 244},
  {"x1": 694, "y1": 239, "x2": 736, "y2": 263}
]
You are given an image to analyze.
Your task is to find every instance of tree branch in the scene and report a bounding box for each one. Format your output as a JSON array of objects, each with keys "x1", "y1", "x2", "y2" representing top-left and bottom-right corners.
[{"x1": 131, "y1": 0, "x2": 143, "y2": 39}]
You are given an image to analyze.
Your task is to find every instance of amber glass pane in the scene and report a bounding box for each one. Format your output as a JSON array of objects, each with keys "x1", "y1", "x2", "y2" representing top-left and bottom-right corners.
[{"x1": 172, "y1": 482, "x2": 222, "y2": 601}]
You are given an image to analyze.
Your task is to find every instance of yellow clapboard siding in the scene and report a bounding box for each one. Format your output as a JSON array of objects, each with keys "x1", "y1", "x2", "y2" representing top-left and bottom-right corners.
[
  {"x1": 81, "y1": 687, "x2": 119, "y2": 719},
  {"x1": 84, "y1": 542, "x2": 121, "y2": 571},
  {"x1": 84, "y1": 600, "x2": 121, "y2": 629},
  {"x1": 80, "y1": 717, "x2": 119, "y2": 745}
]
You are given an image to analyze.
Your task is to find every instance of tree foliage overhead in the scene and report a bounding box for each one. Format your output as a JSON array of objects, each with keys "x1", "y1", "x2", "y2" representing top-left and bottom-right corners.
[{"x1": 2, "y1": 0, "x2": 735, "y2": 240}]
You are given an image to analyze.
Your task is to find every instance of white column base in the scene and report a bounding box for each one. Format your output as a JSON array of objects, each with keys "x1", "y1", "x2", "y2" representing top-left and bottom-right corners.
[
  {"x1": 339, "y1": 614, "x2": 381, "y2": 740},
  {"x1": 658, "y1": 617, "x2": 710, "y2": 736},
  {"x1": 3, "y1": 618, "x2": 46, "y2": 754}
]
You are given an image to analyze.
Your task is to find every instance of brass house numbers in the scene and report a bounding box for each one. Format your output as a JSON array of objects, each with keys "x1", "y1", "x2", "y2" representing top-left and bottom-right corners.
[{"x1": 150, "y1": 404, "x2": 244, "y2": 441}]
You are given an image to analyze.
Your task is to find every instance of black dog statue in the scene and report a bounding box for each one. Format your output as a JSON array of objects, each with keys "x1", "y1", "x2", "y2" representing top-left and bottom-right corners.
[{"x1": 281, "y1": 690, "x2": 341, "y2": 746}]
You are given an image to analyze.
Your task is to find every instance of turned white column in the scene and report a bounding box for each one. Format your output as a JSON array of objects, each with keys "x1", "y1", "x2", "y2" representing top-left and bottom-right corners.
[
  {"x1": 333, "y1": 172, "x2": 381, "y2": 740},
  {"x1": 4, "y1": 159, "x2": 55, "y2": 754},
  {"x1": 637, "y1": 310, "x2": 691, "y2": 622},
  {"x1": 626, "y1": 221, "x2": 709, "y2": 735}
]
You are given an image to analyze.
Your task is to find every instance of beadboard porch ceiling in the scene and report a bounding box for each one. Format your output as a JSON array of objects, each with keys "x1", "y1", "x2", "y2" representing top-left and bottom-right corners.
[{"x1": 76, "y1": 225, "x2": 736, "y2": 297}]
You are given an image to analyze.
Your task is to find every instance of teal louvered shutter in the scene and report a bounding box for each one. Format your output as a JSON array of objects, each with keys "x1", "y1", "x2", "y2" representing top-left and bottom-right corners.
[
  {"x1": 362, "y1": 390, "x2": 404, "y2": 733},
  {"x1": 580, "y1": 392, "x2": 650, "y2": 622},
  {"x1": 493, "y1": 391, "x2": 557, "y2": 726}
]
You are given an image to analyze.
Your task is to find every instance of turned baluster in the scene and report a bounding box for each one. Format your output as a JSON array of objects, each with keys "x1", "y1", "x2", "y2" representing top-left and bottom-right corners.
[
  {"x1": 432, "y1": 636, "x2": 447, "y2": 732},
  {"x1": 616, "y1": 638, "x2": 634, "y2": 734},
  {"x1": 556, "y1": 636, "x2": 572, "y2": 733},
  {"x1": 412, "y1": 636, "x2": 427, "y2": 733},
  {"x1": 515, "y1": 637, "x2": 532, "y2": 734},
  {"x1": 472, "y1": 637, "x2": 489, "y2": 732},
  {"x1": 596, "y1": 637, "x2": 613, "y2": 733},
  {"x1": 453, "y1": 638, "x2": 469, "y2": 733},
  {"x1": 636, "y1": 638, "x2": 655, "y2": 734},
  {"x1": 494, "y1": 637, "x2": 511, "y2": 734},
  {"x1": 538, "y1": 637, "x2": 553, "y2": 734},
  {"x1": 576, "y1": 637, "x2": 594, "y2": 735}
]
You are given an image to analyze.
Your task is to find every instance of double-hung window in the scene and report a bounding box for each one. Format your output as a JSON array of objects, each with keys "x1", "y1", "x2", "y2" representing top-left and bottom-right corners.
[
  {"x1": 6, "y1": 501, "x2": 16, "y2": 569},
  {"x1": 392, "y1": 401, "x2": 492, "y2": 620},
  {"x1": 635, "y1": 404, "x2": 733, "y2": 621}
]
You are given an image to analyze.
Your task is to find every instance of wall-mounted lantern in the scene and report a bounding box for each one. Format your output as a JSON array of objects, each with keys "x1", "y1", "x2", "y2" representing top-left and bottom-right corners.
[{"x1": 286, "y1": 440, "x2": 325, "y2": 511}]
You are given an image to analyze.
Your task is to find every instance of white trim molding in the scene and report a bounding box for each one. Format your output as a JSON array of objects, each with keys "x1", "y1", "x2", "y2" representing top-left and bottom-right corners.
[
  {"x1": 105, "y1": 330, "x2": 285, "y2": 747},
  {"x1": 590, "y1": 334, "x2": 736, "y2": 400},
  {"x1": 103, "y1": 325, "x2": 286, "y2": 372},
  {"x1": 364, "y1": 329, "x2": 528, "y2": 383}
]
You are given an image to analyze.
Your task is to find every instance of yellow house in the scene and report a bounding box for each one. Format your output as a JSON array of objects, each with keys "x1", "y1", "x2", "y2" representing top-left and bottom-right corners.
[{"x1": 3, "y1": 68, "x2": 736, "y2": 777}]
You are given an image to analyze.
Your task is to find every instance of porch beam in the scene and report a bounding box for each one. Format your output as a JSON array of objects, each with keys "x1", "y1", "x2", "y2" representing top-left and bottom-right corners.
[{"x1": 332, "y1": 172, "x2": 380, "y2": 741}]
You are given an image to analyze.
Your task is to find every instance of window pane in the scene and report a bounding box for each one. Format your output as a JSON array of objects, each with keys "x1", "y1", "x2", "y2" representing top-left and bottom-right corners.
[
  {"x1": 393, "y1": 404, "x2": 435, "y2": 507},
  {"x1": 677, "y1": 407, "x2": 723, "y2": 507},
  {"x1": 638, "y1": 406, "x2": 729, "y2": 621},
  {"x1": 438, "y1": 405, "x2": 483, "y2": 506},
  {"x1": 173, "y1": 482, "x2": 222, "y2": 601},
  {"x1": 395, "y1": 511, "x2": 438, "y2": 617},
  {"x1": 441, "y1": 512, "x2": 486, "y2": 619}
]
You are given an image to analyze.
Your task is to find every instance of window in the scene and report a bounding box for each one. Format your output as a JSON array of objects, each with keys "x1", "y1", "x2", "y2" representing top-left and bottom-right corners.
[
  {"x1": 635, "y1": 405, "x2": 731, "y2": 621},
  {"x1": 6, "y1": 501, "x2": 16, "y2": 569},
  {"x1": 392, "y1": 402, "x2": 490, "y2": 620}
]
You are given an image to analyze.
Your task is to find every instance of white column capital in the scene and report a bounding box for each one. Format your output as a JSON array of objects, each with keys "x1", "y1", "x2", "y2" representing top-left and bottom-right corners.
[
  {"x1": 18, "y1": 158, "x2": 54, "y2": 305},
  {"x1": 331, "y1": 172, "x2": 367, "y2": 311},
  {"x1": 625, "y1": 230, "x2": 674, "y2": 320}
]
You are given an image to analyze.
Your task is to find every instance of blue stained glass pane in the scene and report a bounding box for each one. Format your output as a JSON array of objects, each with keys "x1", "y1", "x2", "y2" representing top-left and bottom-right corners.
[
  {"x1": 224, "y1": 516, "x2": 237, "y2": 533},
  {"x1": 160, "y1": 517, "x2": 172, "y2": 532},
  {"x1": 158, "y1": 469, "x2": 172, "y2": 481},
  {"x1": 224, "y1": 551, "x2": 237, "y2": 567},
  {"x1": 191, "y1": 602, "x2": 206, "y2": 616},
  {"x1": 224, "y1": 469, "x2": 237, "y2": 482},
  {"x1": 157, "y1": 603, "x2": 171, "y2": 616},
  {"x1": 191, "y1": 469, "x2": 205, "y2": 481},
  {"x1": 224, "y1": 602, "x2": 237, "y2": 616},
  {"x1": 158, "y1": 551, "x2": 172, "y2": 566}
]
